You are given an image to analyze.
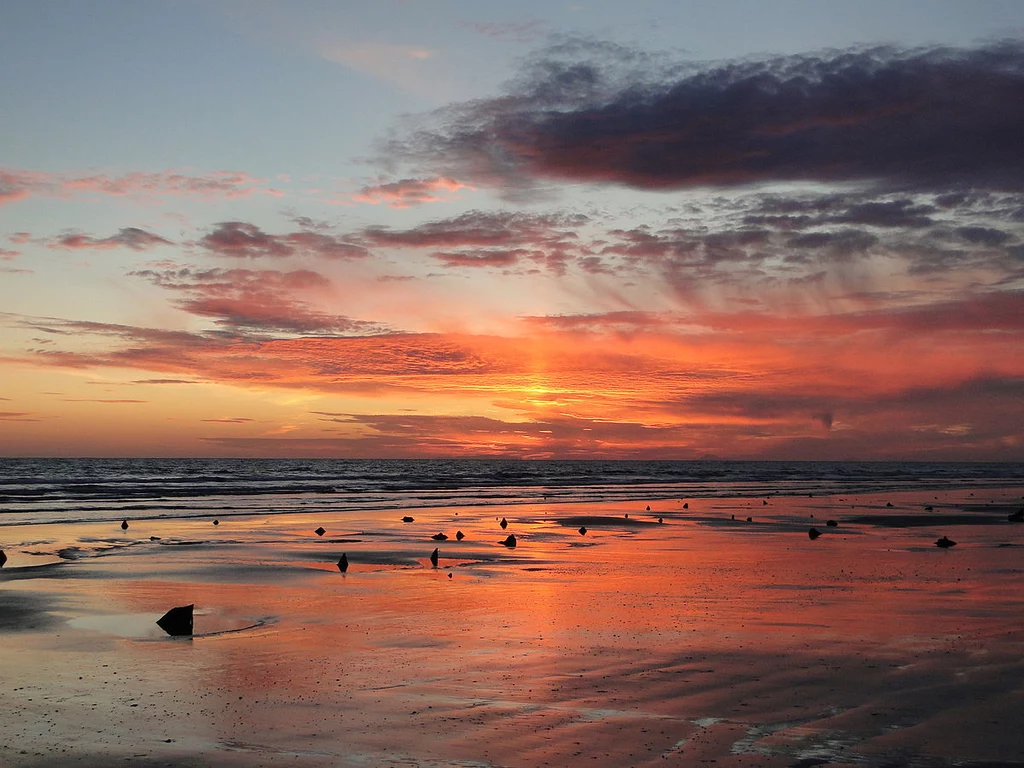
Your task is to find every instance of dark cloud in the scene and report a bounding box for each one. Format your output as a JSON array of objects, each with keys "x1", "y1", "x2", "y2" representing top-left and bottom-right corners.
[
  {"x1": 200, "y1": 222, "x2": 369, "y2": 260},
  {"x1": 432, "y1": 249, "x2": 523, "y2": 268},
  {"x1": 361, "y1": 210, "x2": 586, "y2": 249},
  {"x1": 387, "y1": 41, "x2": 1024, "y2": 193},
  {"x1": 130, "y1": 267, "x2": 387, "y2": 336},
  {"x1": 48, "y1": 227, "x2": 173, "y2": 251}
]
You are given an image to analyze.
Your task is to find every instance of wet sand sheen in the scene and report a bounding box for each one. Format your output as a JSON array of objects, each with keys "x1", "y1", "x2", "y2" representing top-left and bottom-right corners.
[{"x1": 1, "y1": 487, "x2": 1023, "y2": 766}]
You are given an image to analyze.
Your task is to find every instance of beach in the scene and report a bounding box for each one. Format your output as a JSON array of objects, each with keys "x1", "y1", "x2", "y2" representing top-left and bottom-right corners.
[{"x1": 2, "y1": 485, "x2": 1024, "y2": 767}]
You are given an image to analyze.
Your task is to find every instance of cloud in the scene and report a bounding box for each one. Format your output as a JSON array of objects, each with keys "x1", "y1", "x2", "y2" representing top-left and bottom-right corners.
[
  {"x1": 0, "y1": 248, "x2": 20, "y2": 260},
  {"x1": 200, "y1": 417, "x2": 255, "y2": 424},
  {"x1": 464, "y1": 20, "x2": 545, "y2": 43},
  {"x1": 199, "y1": 222, "x2": 370, "y2": 260},
  {"x1": 0, "y1": 168, "x2": 281, "y2": 205},
  {"x1": 60, "y1": 399, "x2": 148, "y2": 404},
  {"x1": 354, "y1": 177, "x2": 473, "y2": 208},
  {"x1": 386, "y1": 40, "x2": 1024, "y2": 193},
  {"x1": 314, "y1": 40, "x2": 441, "y2": 97},
  {"x1": 431, "y1": 249, "x2": 523, "y2": 268},
  {"x1": 0, "y1": 411, "x2": 41, "y2": 422},
  {"x1": 46, "y1": 227, "x2": 173, "y2": 252},
  {"x1": 130, "y1": 266, "x2": 387, "y2": 336}
]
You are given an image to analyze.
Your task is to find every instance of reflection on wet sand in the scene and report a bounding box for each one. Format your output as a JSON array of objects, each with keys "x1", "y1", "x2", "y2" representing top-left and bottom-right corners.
[{"x1": 1, "y1": 487, "x2": 1023, "y2": 766}]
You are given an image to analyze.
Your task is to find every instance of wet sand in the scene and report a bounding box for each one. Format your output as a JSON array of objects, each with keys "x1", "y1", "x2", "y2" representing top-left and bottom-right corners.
[{"x1": 2, "y1": 487, "x2": 1024, "y2": 766}]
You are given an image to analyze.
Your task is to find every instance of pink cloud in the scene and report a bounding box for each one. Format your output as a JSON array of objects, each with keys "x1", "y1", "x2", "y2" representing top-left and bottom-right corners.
[
  {"x1": 0, "y1": 248, "x2": 20, "y2": 260},
  {"x1": 355, "y1": 177, "x2": 473, "y2": 208},
  {"x1": 0, "y1": 167, "x2": 282, "y2": 205}
]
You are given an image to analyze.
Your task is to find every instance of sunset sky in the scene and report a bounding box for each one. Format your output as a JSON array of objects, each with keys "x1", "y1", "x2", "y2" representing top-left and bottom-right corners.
[{"x1": 2, "y1": 1, "x2": 1024, "y2": 460}]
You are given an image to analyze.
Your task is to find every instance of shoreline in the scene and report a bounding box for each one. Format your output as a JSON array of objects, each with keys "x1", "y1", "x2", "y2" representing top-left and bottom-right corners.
[{"x1": 2, "y1": 486, "x2": 1024, "y2": 766}]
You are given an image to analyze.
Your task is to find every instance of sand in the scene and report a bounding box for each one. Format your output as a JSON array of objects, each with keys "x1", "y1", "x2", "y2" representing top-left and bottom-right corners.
[{"x1": 2, "y1": 487, "x2": 1024, "y2": 767}]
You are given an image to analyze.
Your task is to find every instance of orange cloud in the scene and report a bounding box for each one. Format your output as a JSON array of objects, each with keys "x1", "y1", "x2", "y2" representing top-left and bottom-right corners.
[{"x1": 355, "y1": 177, "x2": 473, "y2": 208}]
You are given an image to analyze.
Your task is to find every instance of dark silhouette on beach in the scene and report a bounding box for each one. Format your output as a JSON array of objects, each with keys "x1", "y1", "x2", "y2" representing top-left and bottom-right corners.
[
  {"x1": 156, "y1": 604, "x2": 194, "y2": 636},
  {"x1": 429, "y1": 548, "x2": 439, "y2": 567},
  {"x1": 337, "y1": 554, "x2": 348, "y2": 572},
  {"x1": 315, "y1": 527, "x2": 326, "y2": 536},
  {"x1": 935, "y1": 536, "x2": 957, "y2": 548}
]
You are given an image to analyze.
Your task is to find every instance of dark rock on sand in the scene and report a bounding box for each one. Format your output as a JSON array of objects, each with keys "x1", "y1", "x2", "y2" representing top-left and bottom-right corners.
[
  {"x1": 683, "y1": 503, "x2": 689, "y2": 509},
  {"x1": 886, "y1": 502, "x2": 894, "y2": 507},
  {"x1": 456, "y1": 531, "x2": 465, "y2": 541},
  {"x1": 402, "y1": 516, "x2": 415, "y2": 523},
  {"x1": 500, "y1": 517, "x2": 508, "y2": 529},
  {"x1": 645, "y1": 505, "x2": 650, "y2": 511},
  {"x1": 430, "y1": 548, "x2": 439, "y2": 567},
  {"x1": 935, "y1": 536, "x2": 957, "y2": 548},
  {"x1": 658, "y1": 517, "x2": 663, "y2": 524},
  {"x1": 808, "y1": 528, "x2": 821, "y2": 540},
  {"x1": 1008, "y1": 509, "x2": 1024, "y2": 522},
  {"x1": 337, "y1": 554, "x2": 348, "y2": 572},
  {"x1": 213, "y1": 519, "x2": 219, "y2": 525},
  {"x1": 432, "y1": 532, "x2": 448, "y2": 541},
  {"x1": 0, "y1": 550, "x2": 6, "y2": 567},
  {"x1": 501, "y1": 534, "x2": 517, "y2": 548},
  {"x1": 156, "y1": 604, "x2": 194, "y2": 636},
  {"x1": 121, "y1": 520, "x2": 129, "y2": 530},
  {"x1": 826, "y1": 519, "x2": 838, "y2": 527},
  {"x1": 746, "y1": 516, "x2": 753, "y2": 522},
  {"x1": 315, "y1": 527, "x2": 326, "y2": 536},
  {"x1": 578, "y1": 526, "x2": 587, "y2": 535}
]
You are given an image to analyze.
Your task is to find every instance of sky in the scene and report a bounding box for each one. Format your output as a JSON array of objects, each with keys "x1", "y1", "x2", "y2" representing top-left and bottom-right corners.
[{"x1": 2, "y1": 0, "x2": 1024, "y2": 460}]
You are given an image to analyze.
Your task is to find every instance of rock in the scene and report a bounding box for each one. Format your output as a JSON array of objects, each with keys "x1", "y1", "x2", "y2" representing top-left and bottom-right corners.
[
  {"x1": 826, "y1": 520, "x2": 838, "y2": 527},
  {"x1": 624, "y1": 513, "x2": 629, "y2": 519},
  {"x1": 121, "y1": 520, "x2": 129, "y2": 530},
  {"x1": 886, "y1": 502, "x2": 894, "y2": 507},
  {"x1": 762, "y1": 500, "x2": 768, "y2": 505},
  {"x1": 1008, "y1": 509, "x2": 1024, "y2": 523},
  {"x1": 683, "y1": 503, "x2": 689, "y2": 509},
  {"x1": 402, "y1": 516, "x2": 415, "y2": 523},
  {"x1": 432, "y1": 532, "x2": 448, "y2": 541},
  {"x1": 213, "y1": 519, "x2": 219, "y2": 526},
  {"x1": 745, "y1": 517, "x2": 752, "y2": 522},
  {"x1": 315, "y1": 527, "x2": 326, "y2": 536},
  {"x1": 499, "y1": 517, "x2": 508, "y2": 530},
  {"x1": 808, "y1": 528, "x2": 821, "y2": 540},
  {"x1": 501, "y1": 534, "x2": 517, "y2": 548},
  {"x1": 935, "y1": 536, "x2": 957, "y2": 548},
  {"x1": 448, "y1": 572, "x2": 452, "y2": 579},
  {"x1": 156, "y1": 604, "x2": 194, "y2": 636},
  {"x1": 645, "y1": 505, "x2": 650, "y2": 511},
  {"x1": 658, "y1": 517, "x2": 663, "y2": 524},
  {"x1": 0, "y1": 550, "x2": 6, "y2": 567},
  {"x1": 925, "y1": 505, "x2": 934, "y2": 511},
  {"x1": 456, "y1": 531, "x2": 465, "y2": 541},
  {"x1": 337, "y1": 554, "x2": 348, "y2": 572},
  {"x1": 578, "y1": 526, "x2": 587, "y2": 535},
  {"x1": 430, "y1": 548, "x2": 439, "y2": 567}
]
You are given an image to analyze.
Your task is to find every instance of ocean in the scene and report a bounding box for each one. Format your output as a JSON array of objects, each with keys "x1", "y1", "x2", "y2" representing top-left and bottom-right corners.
[{"x1": 1, "y1": 458, "x2": 1021, "y2": 527}]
